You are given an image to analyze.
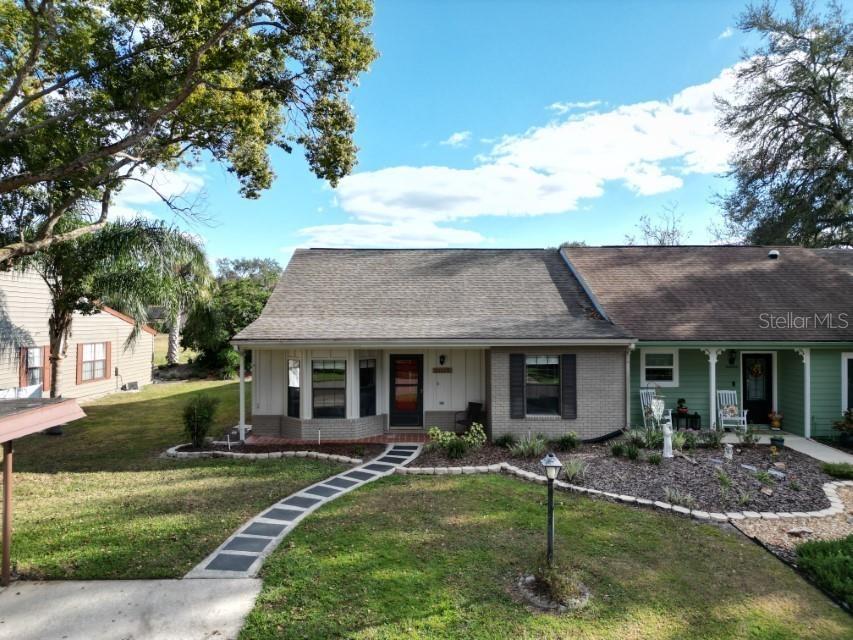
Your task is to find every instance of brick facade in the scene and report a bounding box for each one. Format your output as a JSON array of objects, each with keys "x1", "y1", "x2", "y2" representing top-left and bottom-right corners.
[{"x1": 489, "y1": 347, "x2": 627, "y2": 440}]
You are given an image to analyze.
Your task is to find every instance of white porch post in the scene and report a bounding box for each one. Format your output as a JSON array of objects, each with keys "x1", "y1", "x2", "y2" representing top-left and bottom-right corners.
[
  {"x1": 238, "y1": 348, "x2": 246, "y2": 441},
  {"x1": 625, "y1": 345, "x2": 634, "y2": 428},
  {"x1": 703, "y1": 348, "x2": 721, "y2": 430},
  {"x1": 797, "y1": 348, "x2": 811, "y2": 439}
]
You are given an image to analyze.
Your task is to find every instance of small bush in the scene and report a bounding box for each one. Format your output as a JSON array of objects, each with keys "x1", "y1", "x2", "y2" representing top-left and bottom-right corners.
[
  {"x1": 427, "y1": 426, "x2": 456, "y2": 448},
  {"x1": 671, "y1": 431, "x2": 686, "y2": 452},
  {"x1": 563, "y1": 459, "x2": 588, "y2": 482},
  {"x1": 738, "y1": 429, "x2": 759, "y2": 447},
  {"x1": 493, "y1": 433, "x2": 517, "y2": 449},
  {"x1": 624, "y1": 428, "x2": 646, "y2": 448},
  {"x1": 183, "y1": 394, "x2": 219, "y2": 447},
  {"x1": 797, "y1": 534, "x2": 853, "y2": 609},
  {"x1": 461, "y1": 422, "x2": 487, "y2": 449},
  {"x1": 821, "y1": 462, "x2": 853, "y2": 480},
  {"x1": 647, "y1": 452, "x2": 662, "y2": 465},
  {"x1": 683, "y1": 431, "x2": 699, "y2": 450},
  {"x1": 645, "y1": 429, "x2": 664, "y2": 450},
  {"x1": 737, "y1": 487, "x2": 753, "y2": 506},
  {"x1": 625, "y1": 443, "x2": 640, "y2": 461},
  {"x1": 700, "y1": 429, "x2": 723, "y2": 449},
  {"x1": 754, "y1": 470, "x2": 775, "y2": 486},
  {"x1": 446, "y1": 438, "x2": 469, "y2": 459},
  {"x1": 664, "y1": 486, "x2": 697, "y2": 509},
  {"x1": 508, "y1": 433, "x2": 547, "y2": 458},
  {"x1": 551, "y1": 432, "x2": 579, "y2": 452},
  {"x1": 716, "y1": 468, "x2": 732, "y2": 489},
  {"x1": 610, "y1": 442, "x2": 625, "y2": 457}
]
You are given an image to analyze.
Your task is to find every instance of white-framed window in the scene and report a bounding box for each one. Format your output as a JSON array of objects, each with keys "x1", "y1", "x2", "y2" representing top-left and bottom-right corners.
[
  {"x1": 843, "y1": 352, "x2": 853, "y2": 413},
  {"x1": 287, "y1": 359, "x2": 301, "y2": 419},
  {"x1": 25, "y1": 347, "x2": 43, "y2": 386},
  {"x1": 81, "y1": 342, "x2": 108, "y2": 382},
  {"x1": 640, "y1": 348, "x2": 679, "y2": 387},
  {"x1": 312, "y1": 359, "x2": 346, "y2": 418}
]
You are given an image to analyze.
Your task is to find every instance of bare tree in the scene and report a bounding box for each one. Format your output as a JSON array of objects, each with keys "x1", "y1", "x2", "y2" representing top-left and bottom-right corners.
[{"x1": 625, "y1": 204, "x2": 691, "y2": 246}]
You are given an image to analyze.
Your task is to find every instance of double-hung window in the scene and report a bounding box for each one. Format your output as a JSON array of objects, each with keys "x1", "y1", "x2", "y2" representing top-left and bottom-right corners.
[
  {"x1": 525, "y1": 355, "x2": 560, "y2": 415},
  {"x1": 641, "y1": 349, "x2": 678, "y2": 387},
  {"x1": 81, "y1": 342, "x2": 108, "y2": 382},
  {"x1": 25, "y1": 347, "x2": 44, "y2": 386},
  {"x1": 287, "y1": 359, "x2": 301, "y2": 418},
  {"x1": 312, "y1": 360, "x2": 346, "y2": 418}
]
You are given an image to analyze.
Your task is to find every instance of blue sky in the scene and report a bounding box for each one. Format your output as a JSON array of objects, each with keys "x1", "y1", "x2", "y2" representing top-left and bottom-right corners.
[{"x1": 118, "y1": 0, "x2": 757, "y2": 266}]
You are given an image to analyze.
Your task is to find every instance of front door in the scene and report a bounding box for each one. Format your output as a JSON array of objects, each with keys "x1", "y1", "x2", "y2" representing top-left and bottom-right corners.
[
  {"x1": 742, "y1": 354, "x2": 773, "y2": 425},
  {"x1": 389, "y1": 354, "x2": 423, "y2": 428}
]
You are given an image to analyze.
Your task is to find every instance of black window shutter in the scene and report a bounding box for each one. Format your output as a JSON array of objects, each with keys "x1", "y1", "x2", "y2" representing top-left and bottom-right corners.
[
  {"x1": 509, "y1": 353, "x2": 525, "y2": 419},
  {"x1": 561, "y1": 354, "x2": 577, "y2": 419}
]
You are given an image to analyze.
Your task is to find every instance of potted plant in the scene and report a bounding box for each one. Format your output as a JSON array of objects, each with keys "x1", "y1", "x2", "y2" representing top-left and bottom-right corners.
[
  {"x1": 833, "y1": 409, "x2": 853, "y2": 448},
  {"x1": 768, "y1": 411, "x2": 783, "y2": 430},
  {"x1": 676, "y1": 398, "x2": 689, "y2": 415}
]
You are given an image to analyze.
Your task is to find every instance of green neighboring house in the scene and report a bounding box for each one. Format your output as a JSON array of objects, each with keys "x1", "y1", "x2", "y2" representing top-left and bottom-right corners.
[{"x1": 562, "y1": 246, "x2": 853, "y2": 439}]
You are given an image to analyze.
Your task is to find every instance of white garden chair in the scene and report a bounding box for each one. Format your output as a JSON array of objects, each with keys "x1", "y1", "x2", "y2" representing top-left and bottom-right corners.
[
  {"x1": 640, "y1": 388, "x2": 658, "y2": 429},
  {"x1": 717, "y1": 390, "x2": 748, "y2": 432}
]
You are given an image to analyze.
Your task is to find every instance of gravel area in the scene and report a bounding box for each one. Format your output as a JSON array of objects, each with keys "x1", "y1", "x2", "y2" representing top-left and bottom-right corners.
[
  {"x1": 176, "y1": 442, "x2": 387, "y2": 459},
  {"x1": 414, "y1": 443, "x2": 833, "y2": 513},
  {"x1": 734, "y1": 486, "x2": 853, "y2": 564}
]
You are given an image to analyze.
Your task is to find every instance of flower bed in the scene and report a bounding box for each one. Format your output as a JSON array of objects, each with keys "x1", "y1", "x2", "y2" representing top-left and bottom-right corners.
[{"x1": 413, "y1": 442, "x2": 833, "y2": 514}]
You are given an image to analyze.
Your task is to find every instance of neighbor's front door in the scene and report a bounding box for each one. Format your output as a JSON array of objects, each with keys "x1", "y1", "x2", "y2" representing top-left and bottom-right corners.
[
  {"x1": 742, "y1": 354, "x2": 773, "y2": 425},
  {"x1": 389, "y1": 354, "x2": 423, "y2": 427}
]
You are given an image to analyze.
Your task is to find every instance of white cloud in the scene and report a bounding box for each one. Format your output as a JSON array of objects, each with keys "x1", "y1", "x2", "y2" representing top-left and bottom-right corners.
[
  {"x1": 296, "y1": 220, "x2": 484, "y2": 248},
  {"x1": 111, "y1": 167, "x2": 205, "y2": 220},
  {"x1": 439, "y1": 131, "x2": 472, "y2": 147},
  {"x1": 718, "y1": 27, "x2": 734, "y2": 39},
  {"x1": 547, "y1": 100, "x2": 602, "y2": 114}
]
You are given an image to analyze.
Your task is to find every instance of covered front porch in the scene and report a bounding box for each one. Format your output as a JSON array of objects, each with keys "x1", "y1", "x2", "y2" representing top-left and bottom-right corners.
[
  {"x1": 236, "y1": 346, "x2": 486, "y2": 441},
  {"x1": 630, "y1": 343, "x2": 852, "y2": 439}
]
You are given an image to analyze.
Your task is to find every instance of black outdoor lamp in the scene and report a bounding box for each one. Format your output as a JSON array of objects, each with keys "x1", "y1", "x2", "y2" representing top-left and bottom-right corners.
[{"x1": 540, "y1": 452, "x2": 563, "y2": 565}]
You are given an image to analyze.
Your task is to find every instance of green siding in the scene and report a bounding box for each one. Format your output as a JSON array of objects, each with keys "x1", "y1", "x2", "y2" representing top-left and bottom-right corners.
[
  {"x1": 811, "y1": 348, "x2": 845, "y2": 438},
  {"x1": 631, "y1": 349, "x2": 713, "y2": 427},
  {"x1": 777, "y1": 350, "x2": 804, "y2": 436}
]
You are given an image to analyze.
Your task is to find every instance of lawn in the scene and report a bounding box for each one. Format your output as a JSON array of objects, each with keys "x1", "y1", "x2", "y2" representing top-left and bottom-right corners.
[
  {"x1": 6, "y1": 380, "x2": 345, "y2": 579},
  {"x1": 242, "y1": 474, "x2": 853, "y2": 640},
  {"x1": 153, "y1": 332, "x2": 199, "y2": 366}
]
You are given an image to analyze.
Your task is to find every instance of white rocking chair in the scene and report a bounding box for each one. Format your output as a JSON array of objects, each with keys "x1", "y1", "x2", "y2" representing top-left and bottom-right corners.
[
  {"x1": 717, "y1": 390, "x2": 748, "y2": 432},
  {"x1": 640, "y1": 388, "x2": 657, "y2": 429}
]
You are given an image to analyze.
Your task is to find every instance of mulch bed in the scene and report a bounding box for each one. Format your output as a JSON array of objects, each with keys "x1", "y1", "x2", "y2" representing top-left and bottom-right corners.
[
  {"x1": 175, "y1": 442, "x2": 387, "y2": 459},
  {"x1": 414, "y1": 443, "x2": 833, "y2": 513}
]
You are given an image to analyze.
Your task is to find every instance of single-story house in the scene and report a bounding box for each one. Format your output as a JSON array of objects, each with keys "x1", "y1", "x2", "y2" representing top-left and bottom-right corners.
[
  {"x1": 0, "y1": 270, "x2": 155, "y2": 400},
  {"x1": 232, "y1": 246, "x2": 853, "y2": 441}
]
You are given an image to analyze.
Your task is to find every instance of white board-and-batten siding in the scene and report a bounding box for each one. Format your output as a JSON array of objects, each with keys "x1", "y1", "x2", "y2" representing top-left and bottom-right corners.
[{"x1": 0, "y1": 270, "x2": 154, "y2": 400}]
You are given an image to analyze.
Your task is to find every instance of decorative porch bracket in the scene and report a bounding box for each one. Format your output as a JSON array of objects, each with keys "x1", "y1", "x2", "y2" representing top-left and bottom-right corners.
[
  {"x1": 795, "y1": 348, "x2": 812, "y2": 439},
  {"x1": 702, "y1": 348, "x2": 723, "y2": 430}
]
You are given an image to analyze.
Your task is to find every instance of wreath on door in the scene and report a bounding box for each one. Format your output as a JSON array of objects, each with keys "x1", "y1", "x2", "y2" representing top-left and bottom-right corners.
[{"x1": 749, "y1": 362, "x2": 764, "y2": 378}]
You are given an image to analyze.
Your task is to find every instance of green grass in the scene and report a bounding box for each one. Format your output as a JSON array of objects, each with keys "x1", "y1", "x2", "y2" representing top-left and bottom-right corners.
[
  {"x1": 241, "y1": 474, "x2": 853, "y2": 640},
  {"x1": 821, "y1": 462, "x2": 853, "y2": 480},
  {"x1": 797, "y1": 535, "x2": 853, "y2": 609},
  {"x1": 6, "y1": 380, "x2": 345, "y2": 579},
  {"x1": 153, "y1": 332, "x2": 198, "y2": 366}
]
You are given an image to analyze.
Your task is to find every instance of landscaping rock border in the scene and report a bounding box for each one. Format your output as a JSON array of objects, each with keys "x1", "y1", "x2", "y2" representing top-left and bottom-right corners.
[
  {"x1": 397, "y1": 463, "x2": 853, "y2": 523},
  {"x1": 164, "y1": 444, "x2": 363, "y2": 465}
]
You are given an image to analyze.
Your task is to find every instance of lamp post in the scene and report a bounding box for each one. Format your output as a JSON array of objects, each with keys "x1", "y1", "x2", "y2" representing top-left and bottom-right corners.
[{"x1": 540, "y1": 452, "x2": 563, "y2": 566}]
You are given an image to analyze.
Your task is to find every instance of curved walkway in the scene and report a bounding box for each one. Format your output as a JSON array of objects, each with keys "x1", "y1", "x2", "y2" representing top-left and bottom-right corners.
[{"x1": 185, "y1": 443, "x2": 423, "y2": 579}]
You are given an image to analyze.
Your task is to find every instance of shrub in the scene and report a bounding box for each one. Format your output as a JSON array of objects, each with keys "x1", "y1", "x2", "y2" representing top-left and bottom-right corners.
[
  {"x1": 737, "y1": 487, "x2": 753, "y2": 506},
  {"x1": 625, "y1": 443, "x2": 640, "y2": 461},
  {"x1": 700, "y1": 429, "x2": 723, "y2": 448},
  {"x1": 461, "y1": 422, "x2": 487, "y2": 449},
  {"x1": 754, "y1": 470, "x2": 775, "y2": 486},
  {"x1": 563, "y1": 459, "x2": 588, "y2": 483},
  {"x1": 716, "y1": 468, "x2": 732, "y2": 499},
  {"x1": 832, "y1": 408, "x2": 853, "y2": 435},
  {"x1": 493, "y1": 433, "x2": 517, "y2": 449},
  {"x1": 610, "y1": 442, "x2": 625, "y2": 457},
  {"x1": 624, "y1": 428, "x2": 646, "y2": 448},
  {"x1": 797, "y1": 534, "x2": 853, "y2": 609},
  {"x1": 427, "y1": 426, "x2": 456, "y2": 448},
  {"x1": 737, "y1": 429, "x2": 759, "y2": 447},
  {"x1": 551, "y1": 432, "x2": 579, "y2": 452},
  {"x1": 645, "y1": 429, "x2": 664, "y2": 450},
  {"x1": 446, "y1": 438, "x2": 469, "y2": 459},
  {"x1": 508, "y1": 433, "x2": 547, "y2": 458},
  {"x1": 683, "y1": 431, "x2": 699, "y2": 450},
  {"x1": 664, "y1": 486, "x2": 697, "y2": 509},
  {"x1": 183, "y1": 394, "x2": 219, "y2": 447},
  {"x1": 671, "y1": 431, "x2": 686, "y2": 452},
  {"x1": 822, "y1": 462, "x2": 853, "y2": 479},
  {"x1": 647, "y1": 452, "x2": 662, "y2": 465}
]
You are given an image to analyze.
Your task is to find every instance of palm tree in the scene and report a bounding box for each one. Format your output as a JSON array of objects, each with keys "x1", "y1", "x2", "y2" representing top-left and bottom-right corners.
[{"x1": 22, "y1": 215, "x2": 210, "y2": 398}]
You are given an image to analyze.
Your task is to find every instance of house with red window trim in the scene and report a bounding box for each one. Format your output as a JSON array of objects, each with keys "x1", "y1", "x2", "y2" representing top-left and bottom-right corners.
[{"x1": 0, "y1": 270, "x2": 155, "y2": 400}]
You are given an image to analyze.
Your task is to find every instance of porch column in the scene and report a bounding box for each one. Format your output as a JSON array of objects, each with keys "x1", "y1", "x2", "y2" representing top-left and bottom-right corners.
[
  {"x1": 703, "y1": 348, "x2": 722, "y2": 429},
  {"x1": 796, "y1": 348, "x2": 811, "y2": 438},
  {"x1": 625, "y1": 346, "x2": 634, "y2": 428},
  {"x1": 238, "y1": 348, "x2": 246, "y2": 441}
]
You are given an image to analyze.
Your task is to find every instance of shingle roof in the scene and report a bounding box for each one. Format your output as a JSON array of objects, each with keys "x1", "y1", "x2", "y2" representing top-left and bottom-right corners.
[
  {"x1": 562, "y1": 246, "x2": 853, "y2": 342},
  {"x1": 815, "y1": 248, "x2": 853, "y2": 276},
  {"x1": 234, "y1": 249, "x2": 630, "y2": 343}
]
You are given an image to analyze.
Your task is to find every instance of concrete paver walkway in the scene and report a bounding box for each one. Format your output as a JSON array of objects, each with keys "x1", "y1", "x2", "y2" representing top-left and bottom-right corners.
[
  {"x1": 0, "y1": 578, "x2": 260, "y2": 640},
  {"x1": 186, "y1": 443, "x2": 422, "y2": 579},
  {"x1": 722, "y1": 432, "x2": 853, "y2": 464}
]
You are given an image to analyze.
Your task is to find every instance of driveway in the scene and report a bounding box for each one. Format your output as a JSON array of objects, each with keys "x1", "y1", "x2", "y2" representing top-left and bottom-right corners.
[{"x1": 0, "y1": 578, "x2": 260, "y2": 640}]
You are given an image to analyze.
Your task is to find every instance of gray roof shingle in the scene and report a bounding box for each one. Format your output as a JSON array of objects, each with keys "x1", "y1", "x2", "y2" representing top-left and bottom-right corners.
[
  {"x1": 563, "y1": 246, "x2": 853, "y2": 342},
  {"x1": 234, "y1": 249, "x2": 630, "y2": 343}
]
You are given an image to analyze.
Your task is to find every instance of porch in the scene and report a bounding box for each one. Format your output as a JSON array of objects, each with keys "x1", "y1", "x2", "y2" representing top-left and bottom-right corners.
[{"x1": 630, "y1": 344, "x2": 851, "y2": 439}]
